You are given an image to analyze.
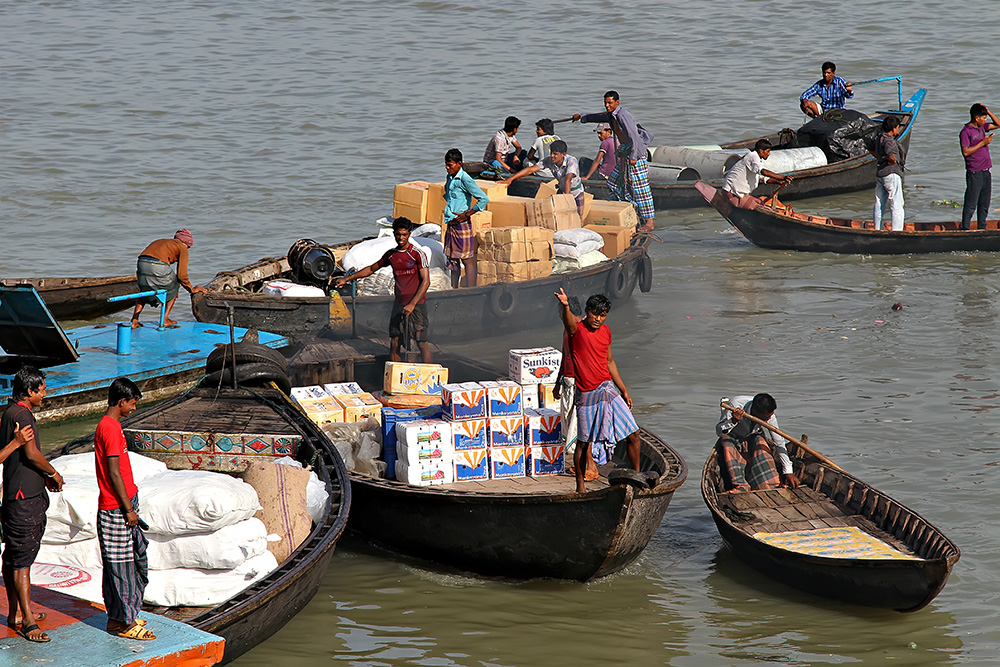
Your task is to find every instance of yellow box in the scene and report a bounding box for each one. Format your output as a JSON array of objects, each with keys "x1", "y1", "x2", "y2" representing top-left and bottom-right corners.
[
  {"x1": 470, "y1": 210, "x2": 492, "y2": 237},
  {"x1": 427, "y1": 182, "x2": 446, "y2": 225},
  {"x1": 486, "y1": 196, "x2": 531, "y2": 227},
  {"x1": 474, "y1": 179, "x2": 508, "y2": 203},
  {"x1": 527, "y1": 194, "x2": 582, "y2": 231},
  {"x1": 392, "y1": 201, "x2": 426, "y2": 225},
  {"x1": 535, "y1": 179, "x2": 558, "y2": 199},
  {"x1": 336, "y1": 395, "x2": 380, "y2": 423},
  {"x1": 383, "y1": 361, "x2": 449, "y2": 395},
  {"x1": 584, "y1": 224, "x2": 633, "y2": 258},
  {"x1": 538, "y1": 382, "x2": 559, "y2": 410},
  {"x1": 582, "y1": 192, "x2": 595, "y2": 220},
  {"x1": 394, "y1": 181, "x2": 432, "y2": 208},
  {"x1": 584, "y1": 200, "x2": 639, "y2": 229}
]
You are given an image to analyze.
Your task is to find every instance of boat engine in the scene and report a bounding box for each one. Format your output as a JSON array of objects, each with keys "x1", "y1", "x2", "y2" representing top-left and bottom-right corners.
[{"x1": 287, "y1": 238, "x2": 338, "y2": 291}]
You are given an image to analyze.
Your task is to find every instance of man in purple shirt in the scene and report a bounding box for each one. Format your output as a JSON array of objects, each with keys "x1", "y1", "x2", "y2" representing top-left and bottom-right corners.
[{"x1": 960, "y1": 103, "x2": 1000, "y2": 230}]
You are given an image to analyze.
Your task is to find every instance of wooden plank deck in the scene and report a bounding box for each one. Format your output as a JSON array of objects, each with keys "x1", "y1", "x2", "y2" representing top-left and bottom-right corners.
[{"x1": 436, "y1": 472, "x2": 609, "y2": 494}]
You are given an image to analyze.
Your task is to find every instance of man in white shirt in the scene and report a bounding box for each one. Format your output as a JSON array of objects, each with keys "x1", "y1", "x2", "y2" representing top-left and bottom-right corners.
[
  {"x1": 715, "y1": 393, "x2": 800, "y2": 491},
  {"x1": 722, "y1": 139, "x2": 792, "y2": 199}
]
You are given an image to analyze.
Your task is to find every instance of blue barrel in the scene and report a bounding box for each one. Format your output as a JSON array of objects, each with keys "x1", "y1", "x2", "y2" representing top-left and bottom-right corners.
[{"x1": 116, "y1": 322, "x2": 132, "y2": 355}]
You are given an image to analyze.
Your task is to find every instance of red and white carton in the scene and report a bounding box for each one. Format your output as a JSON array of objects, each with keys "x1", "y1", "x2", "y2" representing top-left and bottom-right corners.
[{"x1": 509, "y1": 347, "x2": 562, "y2": 385}]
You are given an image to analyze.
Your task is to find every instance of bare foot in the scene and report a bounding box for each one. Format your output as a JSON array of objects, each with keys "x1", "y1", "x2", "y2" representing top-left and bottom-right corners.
[
  {"x1": 637, "y1": 221, "x2": 655, "y2": 233},
  {"x1": 130, "y1": 319, "x2": 143, "y2": 329},
  {"x1": 164, "y1": 318, "x2": 178, "y2": 327}
]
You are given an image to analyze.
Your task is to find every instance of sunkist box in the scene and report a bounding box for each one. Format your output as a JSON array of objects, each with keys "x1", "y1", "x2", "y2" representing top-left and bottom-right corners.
[
  {"x1": 480, "y1": 380, "x2": 522, "y2": 417},
  {"x1": 448, "y1": 417, "x2": 488, "y2": 450},
  {"x1": 442, "y1": 382, "x2": 487, "y2": 420},
  {"x1": 491, "y1": 445, "x2": 525, "y2": 478},
  {"x1": 454, "y1": 448, "x2": 489, "y2": 482},
  {"x1": 393, "y1": 181, "x2": 432, "y2": 224},
  {"x1": 384, "y1": 361, "x2": 449, "y2": 396},
  {"x1": 528, "y1": 444, "x2": 566, "y2": 476},
  {"x1": 584, "y1": 224, "x2": 632, "y2": 258},
  {"x1": 584, "y1": 200, "x2": 639, "y2": 229},
  {"x1": 525, "y1": 408, "x2": 562, "y2": 446},
  {"x1": 509, "y1": 346, "x2": 562, "y2": 385}
]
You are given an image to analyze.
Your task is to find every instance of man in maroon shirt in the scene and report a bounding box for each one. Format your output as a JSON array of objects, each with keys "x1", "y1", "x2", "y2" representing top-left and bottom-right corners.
[
  {"x1": 337, "y1": 218, "x2": 432, "y2": 363},
  {"x1": 960, "y1": 103, "x2": 1000, "y2": 230},
  {"x1": 555, "y1": 289, "x2": 641, "y2": 492}
]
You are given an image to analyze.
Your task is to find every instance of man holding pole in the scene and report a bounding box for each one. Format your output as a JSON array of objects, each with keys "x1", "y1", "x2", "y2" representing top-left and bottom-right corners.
[
  {"x1": 572, "y1": 91, "x2": 656, "y2": 232},
  {"x1": 715, "y1": 394, "x2": 800, "y2": 492}
]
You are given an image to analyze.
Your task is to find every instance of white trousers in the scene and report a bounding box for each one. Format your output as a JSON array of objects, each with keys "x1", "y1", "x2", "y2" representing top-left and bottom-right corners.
[{"x1": 873, "y1": 173, "x2": 904, "y2": 231}]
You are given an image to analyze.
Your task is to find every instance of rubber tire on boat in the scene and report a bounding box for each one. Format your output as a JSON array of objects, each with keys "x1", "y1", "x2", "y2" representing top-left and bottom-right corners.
[
  {"x1": 488, "y1": 283, "x2": 518, "y2": 320},
  {"x1": 206, "y1": 342, "x2": 287, "y2": 374},
  {"x1": 200, "y1": 362, "x2": 292, "y2": 394},
  {"x1": 608, "y1": 468, "x2": 650, "y2": 489},
  {"x1": 605, "y1": 262, "x2": 636, "y2": 301},
  {"x1": 638, "y1": 253, "x2": 653, "y2": 293}
]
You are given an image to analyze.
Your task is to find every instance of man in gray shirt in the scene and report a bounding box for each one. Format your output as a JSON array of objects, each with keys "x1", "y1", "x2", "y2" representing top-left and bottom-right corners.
[{"x1": 873, "y1": 115, "x2": 905, "y2": 231}]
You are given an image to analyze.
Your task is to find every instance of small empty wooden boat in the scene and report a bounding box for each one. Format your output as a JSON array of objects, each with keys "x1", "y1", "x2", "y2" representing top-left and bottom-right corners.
[{"x1": 0, "y1": 275, "x2": 138, "y2": 320}]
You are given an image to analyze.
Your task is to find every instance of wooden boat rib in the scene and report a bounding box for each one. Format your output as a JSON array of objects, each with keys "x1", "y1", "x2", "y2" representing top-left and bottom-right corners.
[
  {"x1": 701, "y1": 440, "x2": 959, "y2": 611},
  {"x1": 51, "y1": 385, "x2": 351, "y2": 664},
  {"x1": 467, "y1": 89, "x2": 926, "y2": 210},
  {"x1": 697, "y1": 181, "x2": 1000, "y2": 254},
  {"x1": 191, "y1": 233, "x2": 653, "y2": 343},
  {"x1": 0, "y1": 275, "x2": 138, "y2": 320}
]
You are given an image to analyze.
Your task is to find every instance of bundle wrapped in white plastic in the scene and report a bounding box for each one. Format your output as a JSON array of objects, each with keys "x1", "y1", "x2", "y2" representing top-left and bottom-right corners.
[
  {"x1": 261, "y1": 280, "x2": 326, "y2": 297},
  {"x1": 139, "y1": 470, "x2": 261, "y2": 536},
  {"x1": 377, "y1": 223, "x2": 441, "y2": 240},
  {"x1": 321, "y1": 418, "x2": 384, "y2": 478},
  {"x1": 553, "y1": 228, "x2": 605, "y2": 259},
  {"x1": 356, "y1": 266, "x2": 395, "y2": 297},
  {"x1": 341, "y1": 237, "x2": 446, "y2": 274},
  {"x1": 553, "y1": 250, "x2": 609, "y2": 274},
  {"x1": 273, "y1": 457, "x2": 329, "y2": 525},
  {"x1": 427, "y1": 267, "x2": 451, "y2": 292}
]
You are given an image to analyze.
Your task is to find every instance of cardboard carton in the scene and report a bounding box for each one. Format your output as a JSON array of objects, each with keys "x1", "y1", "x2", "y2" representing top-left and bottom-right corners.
[
  {"x1": 538, "y1": 382, "x2": 559, "y2": 410},
  {"x1": 454, "y1": 448, "x2": 489, "y2": 482},
  {"x1": 475, "y1": 259, "x2": 552, "y2": 285},
  {"x1": 395, "y1": 419, "x2": 453, "y2": 465},
  {"x1": 323, "y1": 382, "x2": 363, "y2": 395},
  {"x1": 383, "y1": 361, "x2": 449, "y2": 395},
  {"x1": 584, "y1": 224, "x2": 632, "y2": 258},
  {"x1": 509, "y1": 346, "x2": 562, "y2": 385},
  {"x1": 448, "y1": 417, "x2": 488, "y2": 451},
  {"x1": 534, "y1": 179, "x2": 559, "y2": 199},
  {"x1": 582, "y1": 192, "x2": 595, "y2": 220},
  {"x1": 291, "y1": 385, "x2": 331, "y2": 404},
  {"x1": 525, "y1": 408, "x2": 562, "y2": 446},
  {"x1": 372, "y1": 391, "x2": 442, "y2": 410},
  {"x1": 486, "y1": 197, "x2": 530, "y2": 227},
  {"x1": 395, "y1": 459, "x2": 453, "y2": 486},
  {"x1": 393, "y1": 181, "x2": 432, "y2": 224},
  {"x1": 474, "y1": 179, "x2": 509, "y2": 204},
  {"x1": 335, "y1": 394, "x2": 381, "y2": 424},
  {"x1": 480, "y1": 380, "x2": 523, "y2": 417},
  {"x1": 427, "y1": 182, "x2": 446, "y2": 225},
  {"x1": 527, "y1": 444, "x2": 566, "y2": 476},
  {"x1": 584, "y1": 200, "x2": 639, "y2": 229},
  {"x1": 490, "y1": 445, "x2": 526, "y2": 478},
  {"x1": 488, "y1": 415, "x2": 525, "y2": 447},
  {"x1": 470, "y1": 210, "x2": 492, "y2": 237},
  {"x1": 527, "y1": 194, "x2": 582, "y2": 231},
  {"x1": 442, "y1": 382, "x2": 487, "y2": 420},
  {"x1": 520, "y1": 385, "x2": 538, "y2": 410}
]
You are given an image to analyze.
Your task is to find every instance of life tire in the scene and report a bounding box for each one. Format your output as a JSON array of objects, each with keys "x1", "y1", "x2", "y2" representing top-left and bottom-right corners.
[
  {"x1": 608, "y1": 468, "x2": 650, "y2": 489},
  {"x1": 488, "y1": 283, "x2": 518, "y2": 320},
  {"x1": 200, "y1": 362, "x2": 291, "y2": 394},
  {"x1": 638, "y1": 253, "x2": 653, "y2": 293},
  {"x1": 206, "y1": 342, "x2": 287, "y2": 374},
  {"x1": 605, "y1": 262, "x2": 636, "y2": 301}
]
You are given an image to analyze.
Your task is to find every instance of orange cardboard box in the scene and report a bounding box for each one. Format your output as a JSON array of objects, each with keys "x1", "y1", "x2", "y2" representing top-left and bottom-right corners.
[
  {"x1": 583, "y1": 199, "x2": 638, "y2": 229},
  {"x1": 534, "y1": 179, "x2": 558, "y2": 199},
  {"x1": 584, "y1": 224, "x2": 633, "y2": 258},
  {"x1": 527, "y1": 194, "x2": 582, "y2": 231},
  {"x1": 393, "y1": 181, "x2": 432, "y2": 223},
  {"x1": 486, "y1": 196, "x2": 532, "y2": 228},
  {"x1": 471, "y1": 210, "x2": 492, "y2": 237},
  {"x1": 426, "y1": 182, "x2": 446, "y2": 225}
]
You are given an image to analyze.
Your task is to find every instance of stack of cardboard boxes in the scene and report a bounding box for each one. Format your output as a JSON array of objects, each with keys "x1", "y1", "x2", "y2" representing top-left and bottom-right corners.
[
  {"x1": 583, "y1": 199, "x2": 638, "y2": 259},
  {"x1": 475, "y1": 227, "x2": 554, "y2": 285},
  {"x1": 509, "y1": 347, "x2": 565, "y2": 475},
  {"x1": 290, "y1": 383, "x2": 383, "y2": 426}
]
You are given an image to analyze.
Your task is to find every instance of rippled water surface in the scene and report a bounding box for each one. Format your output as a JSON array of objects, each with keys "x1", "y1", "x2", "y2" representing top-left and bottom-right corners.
[{"x1": 3, "y1": 1, "x2": 1000, "y2": 664}]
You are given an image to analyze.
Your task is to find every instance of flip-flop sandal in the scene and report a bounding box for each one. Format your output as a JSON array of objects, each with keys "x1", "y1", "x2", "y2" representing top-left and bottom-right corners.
[
  {"x1": 116, "y1": 622, "x2": 156, "y2": 640},
  {"x1": 8, "y1": 612, "x2": 46, "y2": 627},
  {"x1": 17, "y1": 623, "x2": 51, "y2": 643}
]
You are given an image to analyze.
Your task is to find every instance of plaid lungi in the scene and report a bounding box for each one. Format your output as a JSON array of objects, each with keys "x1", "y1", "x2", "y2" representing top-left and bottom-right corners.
[
  {"x1": 716, "y1": 434, "x2": 781, "y2": 491},
  {"x1": 443, "y1": 219, "x2": 475, "y2": 270},
  {"x1": 607, "y1": 157, "x2": 655, "y2": 222},
  {"x1": 97, "y1": 494, "x2": 148, "y2": 625},
  {"x1": 136, "y1": 256, "x2": 179, "y2": 305},
  {"x1": 576, "y1": 381, "x2": 639, "y2": 463}
]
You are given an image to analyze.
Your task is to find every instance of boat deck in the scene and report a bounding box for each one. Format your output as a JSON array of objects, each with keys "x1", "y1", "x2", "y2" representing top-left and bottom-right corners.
[
  {"x1": 436, "y1": 472, "x2": 609, "y2": 494},
  {"x1": 0, "y1": 581, "x2": 223, "y2": 666},
  {"x1": 134, "y1": 394, "x2": 302, "y2": 435},
  {"x1": 722, "y1": 486, "x2": 917, "y2": 556}
]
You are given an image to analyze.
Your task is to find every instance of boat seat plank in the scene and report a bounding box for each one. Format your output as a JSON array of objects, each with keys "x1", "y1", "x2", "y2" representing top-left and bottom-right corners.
[{"x1": 437, "y1": 474, "x2": 608, "y2": 494}]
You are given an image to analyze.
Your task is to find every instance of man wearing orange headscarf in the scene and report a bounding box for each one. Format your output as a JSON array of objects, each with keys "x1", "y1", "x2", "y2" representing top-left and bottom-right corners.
[{"x1": 130, "y1": 229, "x2": 206, "y2": 328}]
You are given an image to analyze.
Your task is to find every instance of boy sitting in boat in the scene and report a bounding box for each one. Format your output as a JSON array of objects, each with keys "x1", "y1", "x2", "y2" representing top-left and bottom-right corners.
[
  {"x1": 523, "y1": 118, "x2": 560, "y2": 174},
  {"x1": 335, "y1": 218, "x2": 432, "y2": 363},
  {"x1": 503, "y1": 140, "x2": 587, "y2": 217},
  {"x1": 483, "y1": 116, "x2": 524, "y2": 175},
  {"x1": 716, "y1": 394, "x2": 800, "y2": 492},
  {"x1": 555, "y1": 289, "x2": 641, "y2": 493}
]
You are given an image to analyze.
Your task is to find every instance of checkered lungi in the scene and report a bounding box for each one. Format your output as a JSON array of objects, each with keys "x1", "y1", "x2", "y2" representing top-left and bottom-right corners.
[
  {"x1": 97, "y1": 494, "x2": 148, "y2": 625},
  {"x1": 576, "y1": 381, "x2": 639, "y2": 463},
  {"x1": 716, "y1": 434, "x2": 781, "y2": 491},
  {"x1": 443, "y1": 219, "x2": 475, "y2": 271},
  {"x1": 607, "y1": 156, "x2": 655, "y2": 222}
]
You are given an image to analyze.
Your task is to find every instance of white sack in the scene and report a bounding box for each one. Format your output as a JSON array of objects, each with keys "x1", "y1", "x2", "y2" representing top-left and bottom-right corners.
[
  {"x1": 554, "y1": 241, "x2": 604, "y2": 259},
  {"x1": 140, "y1": 470, "x2": 261, "y2": 536},
  {"x1": 261, "y1": 280, "x2": 326, "y2": 297},
  {"x1": 144, "y1": 551, "x2": 279, "y2": 607},
  {"x1": 341, "y1": 237, "x2": 446, "y2": 274},
  {"x1": 553, "y1": 228, "x2": 604, "y2": 247},
  {"x1": 37, "y1": 537, "x2": 102, "y2": 569},
  {"x1": 146, "y1": 518, "x2": 269, "y2": 570},
  {"x1": 553, "y1": 250, "x2": 609, "y2": 274}
]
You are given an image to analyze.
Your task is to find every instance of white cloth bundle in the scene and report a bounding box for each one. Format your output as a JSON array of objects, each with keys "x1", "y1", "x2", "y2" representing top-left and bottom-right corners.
[
  {"x1": 553, "y1": 228, "x2": 604, "y2": 259},
  {"x1": 341, "y1": 237, "x2": 446, "y2": 273},
  {"x1": 139, "y1": 470, "x2": 261, "y2": 536}
]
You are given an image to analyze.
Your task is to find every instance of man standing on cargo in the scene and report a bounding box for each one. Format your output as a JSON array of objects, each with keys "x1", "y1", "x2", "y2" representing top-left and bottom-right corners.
[
  {"x1": 336, "y1": 218, "x2": 432, "y2": 363},
  {"x1": 960, "y1": 103, "x2": 1000, "y2": 231},
  {"x1": 1, "y1": 366, "x2": 64, "y2": 643},
  {"x1": 130, "y1": 229, "x2": 207, "y2": 328},
  {"x1": 572, "y1": 91, "x2": 656, "y2": 232},
  {"x1": 441, "y1": 148, "x2": 488, "y2": 289},
  {"x1": 799, "y1": 62, "x2": 854, "y2": 118},
  {"x1": 554, "y1": 289, "x2": 641, "y2": 493}
]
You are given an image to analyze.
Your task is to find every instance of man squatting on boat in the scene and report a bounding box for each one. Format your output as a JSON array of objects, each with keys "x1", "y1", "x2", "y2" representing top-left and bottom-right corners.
[
  {"x1": 130, "y1": 229, "x2": 207, "y2": 328},
  {"x1": 715, "y1": 394, "x2": 800, "y2": 492}
]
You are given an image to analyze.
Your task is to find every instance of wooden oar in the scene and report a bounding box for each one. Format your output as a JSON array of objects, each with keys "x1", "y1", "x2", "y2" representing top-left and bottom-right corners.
[
  {"x1": 552, "y1": 116, "x2": 576, "y2": 123},
  {"x1": 720, "y1": 401, "x2": 843, "y2": 471}
]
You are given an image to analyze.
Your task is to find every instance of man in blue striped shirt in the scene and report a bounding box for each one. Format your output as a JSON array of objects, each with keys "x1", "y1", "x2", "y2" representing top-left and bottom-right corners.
[{"x1": 800, "y1": 61, "x2": 854, "y2": 117}]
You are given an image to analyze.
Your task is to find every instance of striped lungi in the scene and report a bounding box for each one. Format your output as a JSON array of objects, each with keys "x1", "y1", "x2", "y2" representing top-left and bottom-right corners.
[
  {"x1": 575, "y1": 380, "x2": 639, "y2": 463},
  {"x1": 136, "y1": 256, "x2": 179, "y2": 305},
  {"x1": 607, "y1": 157, "x2": 655, "y2": 222},
  {"x1": 443, "y1": 219, "x2": 475, "y2": 270},
  {"x1": 716, "y1": 434, "x2": 781, "y2": 491},
  {"x1": 97, "y1": 494, "x2": 148, "y2": 625}
]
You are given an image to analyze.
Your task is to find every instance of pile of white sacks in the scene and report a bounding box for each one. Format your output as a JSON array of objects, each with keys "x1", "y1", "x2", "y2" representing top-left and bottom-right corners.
[
  {"x1": 552, "y1": 228, "x2": 609, "y2": 274},
  {"x1": 34, "y1": 452, "x2": 327, "y2": 607}
]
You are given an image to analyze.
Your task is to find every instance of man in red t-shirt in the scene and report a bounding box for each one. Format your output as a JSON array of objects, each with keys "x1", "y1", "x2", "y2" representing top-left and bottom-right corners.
[
  {"x1": 95, "y1": 377, "x2": 155, "y2": 641},
  {"x1": 555, "y1": 289, "x2": 641, "y2": 493},
  {"x1": 337, "y1": 217, "x2": 432, "y2": 363}
]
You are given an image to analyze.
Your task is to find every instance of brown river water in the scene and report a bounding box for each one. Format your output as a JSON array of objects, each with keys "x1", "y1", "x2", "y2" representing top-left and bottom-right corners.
[{"x1": 3, "y1": 1, "x2": 999, "y2": 664}]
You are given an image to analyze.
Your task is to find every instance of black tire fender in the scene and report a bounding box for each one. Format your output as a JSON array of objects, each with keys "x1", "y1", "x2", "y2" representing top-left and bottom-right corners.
[
  {"x1": 206, "y1": 342, "x2": 287, "y2": 374},
  {"x1": 200, "y1": 361, "x2": 291, "y2": 394},
  {"x1": 608, "y1": 468, "x2": 650, "y2": 489},
  {"x1": 638, "y1": 253, "x2": 653, "y2": 293},
  {"x1": 605, "y1": 261, "x2": 635, "y2": 301},
  {"x1": 488, "y1": 283, "x2": 518, "y2": 320}
]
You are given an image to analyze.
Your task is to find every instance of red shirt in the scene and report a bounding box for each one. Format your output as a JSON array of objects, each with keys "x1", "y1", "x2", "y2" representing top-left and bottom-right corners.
[
  {"x1": 560, "y1": 330, "x2": 576, "y2": 379},
  {"x1": 375, "y1": 244, "x2": 427, "y2": 306},
  {"x1": 94, "y1": 415, "x2": 138, "y2": 510},
  {"x1": 569, "y1": 323, "x2": 612, "y2": 392}
]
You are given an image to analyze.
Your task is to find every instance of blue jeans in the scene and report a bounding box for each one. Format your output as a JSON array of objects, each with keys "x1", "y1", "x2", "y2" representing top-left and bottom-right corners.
[{"x1": 962, "y1": 169, "x2": 992, "y2": 230}]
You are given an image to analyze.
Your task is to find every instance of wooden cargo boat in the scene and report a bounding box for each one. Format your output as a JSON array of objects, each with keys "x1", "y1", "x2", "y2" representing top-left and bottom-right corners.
[
  {"x1": 701, "y1": 439, "x2": 959, "y2": 611},
  {"x1": 697, "y1": 181, "x2": 1000, "y2": 254},
  {"x1": 0, "y1": 275, "x2": 138, "y2": 320},
  {"x1": 50, "y1": 384, "x2": 351, "y2": 664},
  {"x1": 297, "y1": 344, "x2": 687, "y2": 581},
  {"x1": 467, "y1": 89, "x2": 926, "y2": 210},
  {"x1": 190, "y1": 233, "x2": 654, "y2": 344}
]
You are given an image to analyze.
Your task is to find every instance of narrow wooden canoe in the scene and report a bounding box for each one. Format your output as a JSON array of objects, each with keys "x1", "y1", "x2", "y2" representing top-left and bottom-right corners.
[
  {"x1": 701, "y1": 440, "x2": 959, "y2": 611},
  {"x1": 697, "y1": 181, "x2": 1000, "y2": 254},
  {"x1": 0, "y1": 275, "x2": 138, "y2": 320},
  {"x1": 190, "y1": 234, "x2": 653, "y2": 343},
  {"x1": 50, "y1": 385, "x2": 351, "y2": 664},
  {"x1": 467, "y1": 89, "x2": 926, "y2": 210}
]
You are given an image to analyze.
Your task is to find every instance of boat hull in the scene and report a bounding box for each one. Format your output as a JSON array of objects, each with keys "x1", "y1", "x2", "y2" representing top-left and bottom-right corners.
[{"x1": 0, "y1": 276, "x2": 139, "y2": 320}]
